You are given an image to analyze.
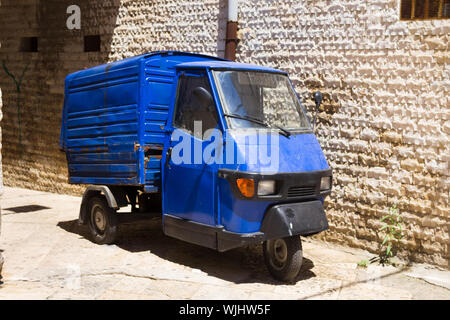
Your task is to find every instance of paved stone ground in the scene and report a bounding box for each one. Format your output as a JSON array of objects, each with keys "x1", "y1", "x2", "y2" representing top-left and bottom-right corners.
[{"x1": 0, "y1": 187, "x2": 448, "y2": 300}]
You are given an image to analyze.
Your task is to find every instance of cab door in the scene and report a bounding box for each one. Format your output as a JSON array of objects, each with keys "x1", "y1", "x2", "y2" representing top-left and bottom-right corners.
[{"x1": 162, "y1": 70, "x2": 222, "y2": 227}]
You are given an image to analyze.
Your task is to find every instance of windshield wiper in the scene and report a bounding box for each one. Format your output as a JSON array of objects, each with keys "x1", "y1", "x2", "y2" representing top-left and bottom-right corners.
[
  {"x1": 223, "y1": 113, "x2": 291, "y2": 138},
  {"x1": 272, "y1": 124, "x2": 291, "y2": 138},
  {"x1": 223, "y1": 113, "x2": 266, "y2": 126}
]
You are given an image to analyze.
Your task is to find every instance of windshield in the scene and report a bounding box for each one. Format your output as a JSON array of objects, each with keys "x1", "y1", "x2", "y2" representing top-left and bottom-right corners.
[{"x1": 213, "y1": 71, "x2": 311, "y2": 131}]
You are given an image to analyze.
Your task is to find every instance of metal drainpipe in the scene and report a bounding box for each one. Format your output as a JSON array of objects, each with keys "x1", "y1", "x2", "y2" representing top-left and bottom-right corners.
[{"x1": 225, "y1": 0, "x2": 238, "y2": 61}]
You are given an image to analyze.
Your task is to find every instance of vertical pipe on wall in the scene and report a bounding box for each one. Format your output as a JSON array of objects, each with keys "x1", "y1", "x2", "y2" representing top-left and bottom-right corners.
[{"x1": 225, "y1": 0, "x2": 238, "y2": 61}]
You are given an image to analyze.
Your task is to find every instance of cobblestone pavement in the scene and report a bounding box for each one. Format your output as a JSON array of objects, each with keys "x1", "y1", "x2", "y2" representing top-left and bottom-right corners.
[{"x1": 0, "y1": 187, "x2": 448, "y2": 300}]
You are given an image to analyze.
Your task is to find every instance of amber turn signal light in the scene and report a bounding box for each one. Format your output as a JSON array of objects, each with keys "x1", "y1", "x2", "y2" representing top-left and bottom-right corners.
[{"x1": 236, "y1": 178, "x2": 255, "y2": 198}]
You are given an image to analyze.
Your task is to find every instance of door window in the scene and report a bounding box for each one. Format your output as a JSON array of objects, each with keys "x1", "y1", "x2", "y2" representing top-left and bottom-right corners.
[{"x1": 173, "y1": 73, "x2": 219, "y2": 138}]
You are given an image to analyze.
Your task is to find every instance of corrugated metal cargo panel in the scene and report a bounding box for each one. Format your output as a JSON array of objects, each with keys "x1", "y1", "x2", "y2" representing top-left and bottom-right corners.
[
  {"x1": 64, "y1": 62, "x2": 141, "y2": 185},
  {"x1": 141, "y1": 57, "x2": 177, "y2": 190},
  {"x1": 139, "y1": 53, "x2": 228, "y2": 191},
  {"x1": 61, "y1": 51, "x2": 228, "y2": 190},
  {"x1": 143, "y1": 59, "x2": 176, "y2": 145}
]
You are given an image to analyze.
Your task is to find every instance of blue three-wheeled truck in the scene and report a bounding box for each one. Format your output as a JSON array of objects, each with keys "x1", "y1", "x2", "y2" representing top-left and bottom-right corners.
[{"x1": 60, "y1": 51, "x2": 332, "y2": 281}]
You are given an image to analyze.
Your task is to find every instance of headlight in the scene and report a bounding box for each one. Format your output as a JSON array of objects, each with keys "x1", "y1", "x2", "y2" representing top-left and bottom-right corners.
[
  {"x1": 258, "y1": 180, "x2": 276, "y2": 196},
  {"x1": 320, "y1": 176, "x2": 331, "y2": 191}
]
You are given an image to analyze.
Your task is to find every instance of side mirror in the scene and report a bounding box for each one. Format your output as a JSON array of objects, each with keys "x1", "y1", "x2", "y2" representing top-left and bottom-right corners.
[
  {"x1": 314, "y1": 91, "x2": 323, "y2": 108},
  {"x1": 312, "y1": 91, "x2": 323, "y2": 130},
  {"x1": 193, "y1": 87, "x2": 214, "y2": 110}
]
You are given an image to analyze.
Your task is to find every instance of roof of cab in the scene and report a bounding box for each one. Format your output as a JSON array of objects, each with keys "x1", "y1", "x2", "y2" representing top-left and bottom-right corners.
[
  {"x1": 65, "y1": 51, "x2": 285, "y2": 84},
  {"x1": 65, "y1": 51, "x2": 227, "y2": 81},
  {"x1": 176, "y1": 60, "x2": 286, "y2": 74}
]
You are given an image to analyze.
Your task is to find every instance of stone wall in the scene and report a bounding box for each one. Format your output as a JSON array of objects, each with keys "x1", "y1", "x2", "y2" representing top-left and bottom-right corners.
[
  {"x1": 1, "y1": 88, "x2": 3, "y2": 279},
  {"x1": 0, "y1": 0, "x2": 226, "y2": 195},
  {"x1": 0, "y1": 0, "x2": 448, "y2": 267},
  {"x1": 235, "y1": 0, "x2": 449, "y2": 267},
  {"x1": 0, "y1": 88, "x2": 3, "y2": 197},
  {"x1": 0, "y1": 0, "x2": 122, "y2": 194},
  {"x1": 0, "y1": 25, "x2": 3, "y2": 277},
  {"x1": 0, "y1": 88, "x2": 3, "y2": 201}
]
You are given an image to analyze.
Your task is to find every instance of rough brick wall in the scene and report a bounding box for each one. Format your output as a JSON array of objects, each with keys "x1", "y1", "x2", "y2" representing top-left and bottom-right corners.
[
  {"x1": 0, "y1": 92, "x2": 2, "y2": 269},
  {"x1": 0, "y1": 0, "x2": 448, "y2": 267},
  {"x1": 0, "y1": 0, "x2": 226, "y2": 195},
  {"x1": 234, "y1": 0, "x2": 449, "y2": 267},
  {"x1": 0, "y1": 87, "x2": 3, "y2": 198},
  {"x1": 106, "y1": 0, "x2": 227, "y2": 61},
  {"x1": 0, "y1": 0, "x2": 122, "y2": 195}
]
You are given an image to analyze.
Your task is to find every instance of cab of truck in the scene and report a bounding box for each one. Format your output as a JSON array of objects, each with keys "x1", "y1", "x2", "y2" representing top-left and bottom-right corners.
[{"x1": 162, "y1": 60, "x2": 332, "y2": 280}]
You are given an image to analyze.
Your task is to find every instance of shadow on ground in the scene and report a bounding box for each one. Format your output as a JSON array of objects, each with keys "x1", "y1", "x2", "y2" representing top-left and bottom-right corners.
[
  {"x1": 57, "y1": 219, "x2": 316, "y2": 285},
  {"x1": 3, "y1": 205, "x2": 51, "y2": 214}
]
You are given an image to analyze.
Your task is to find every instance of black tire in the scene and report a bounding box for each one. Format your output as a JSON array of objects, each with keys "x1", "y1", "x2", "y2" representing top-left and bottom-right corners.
[
  {"x1": 263, "y1": 236, "x2": 303, "y2": 282},
  {"x1": 87, "y1": 196, "x2": 118, "y2": 244}
]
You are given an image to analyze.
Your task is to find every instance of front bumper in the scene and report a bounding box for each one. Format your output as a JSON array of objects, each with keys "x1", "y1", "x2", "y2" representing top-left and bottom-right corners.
[
  {"x1": 164, "y1": 200, "x2": 328, "y2": 252},
  {"x1": 219, "y1": 200, "x2": 328, "y2": 251},
  {"x1": 260, "y1": 200, "x2": 328, "y2": 239}
]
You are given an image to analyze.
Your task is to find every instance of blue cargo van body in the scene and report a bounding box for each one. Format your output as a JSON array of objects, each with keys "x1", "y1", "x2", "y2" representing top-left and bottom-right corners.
[
  {"x1": 60, "y1": 51, "x2": 332, "y2": 282},
  {"x1": 60, "y1": 51, "x2": 226, "y2": 192}
]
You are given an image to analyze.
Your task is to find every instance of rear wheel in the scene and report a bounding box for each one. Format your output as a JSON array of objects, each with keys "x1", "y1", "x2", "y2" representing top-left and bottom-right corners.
[
  {"x1": 263, "y1": 236, "x2": 303, "y2": 282},
  {"x1": 87, "y1": 196, "x2": 118, "y2": 244}
]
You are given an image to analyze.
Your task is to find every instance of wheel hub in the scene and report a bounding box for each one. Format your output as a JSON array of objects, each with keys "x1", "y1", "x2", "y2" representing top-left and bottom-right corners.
[
  {"x1": 268, "y1": 238, "x2": 288, "y2": 270},
  {"x1": 92, "y1": 206, "x2": 106, "y2": 232}
]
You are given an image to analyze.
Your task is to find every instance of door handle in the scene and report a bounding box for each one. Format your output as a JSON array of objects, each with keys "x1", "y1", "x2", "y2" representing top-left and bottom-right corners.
[{"x1": 165, "y1": 147, "x2": 173, "y2": 168}]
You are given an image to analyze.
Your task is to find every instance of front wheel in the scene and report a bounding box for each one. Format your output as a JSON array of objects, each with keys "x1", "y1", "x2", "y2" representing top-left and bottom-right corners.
[
  {"x1": 87, "y1": 196, "x2": 118, "y2": 245},
  {"x1": 263, "y1": 236, "x2": 303, "y2": 282}
]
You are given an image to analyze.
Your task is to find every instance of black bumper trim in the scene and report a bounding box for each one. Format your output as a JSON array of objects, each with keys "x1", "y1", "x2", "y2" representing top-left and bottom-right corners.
[
  {"x1": 260, "y1": 200, "x2": 328, "y2": 240},
  {"x1": 163, "y1": 214, "x2": 264, "y2": 252},
  {"x1": 163, "y1": 200, "x2": 328, "y2": 252}
]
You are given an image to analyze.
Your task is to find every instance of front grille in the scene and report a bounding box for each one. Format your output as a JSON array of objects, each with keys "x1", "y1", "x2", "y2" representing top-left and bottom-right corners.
[{"x1": 287, "y1": 186, "x2": 316, "y2": 198}]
